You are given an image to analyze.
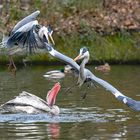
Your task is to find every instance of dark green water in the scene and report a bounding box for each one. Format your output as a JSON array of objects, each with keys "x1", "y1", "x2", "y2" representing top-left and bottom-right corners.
[{"x1": 0, "y1": 65, "x2": 140, "y2": 139}]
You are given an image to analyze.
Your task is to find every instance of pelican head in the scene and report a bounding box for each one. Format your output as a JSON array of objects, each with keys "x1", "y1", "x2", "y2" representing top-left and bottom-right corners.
[
  {"x1": 74, "y1": 47, "x2": 89, "y2": 62},
  {"x1": 39, "y1": 25, "x2": 55, "y2": 45}
]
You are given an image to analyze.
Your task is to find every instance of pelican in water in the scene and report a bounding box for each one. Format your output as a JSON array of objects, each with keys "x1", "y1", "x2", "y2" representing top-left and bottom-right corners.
[
  {"x1": 0, "y1": 83, "x2": 61, "y2": 115},
  {"x1": 0, "y1": 10, "x2": 55, "y2": 72},
  {"x1": 45, "y1": 43, "x2": 140, "y2": 111}
]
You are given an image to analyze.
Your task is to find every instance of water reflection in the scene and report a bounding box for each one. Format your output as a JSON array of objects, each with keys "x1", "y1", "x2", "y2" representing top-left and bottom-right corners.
[
  {"x1": 0, "y1": 65, "x2": 140, "y2": 139},
  {"x1": 1, "y1": 120, "x2": 139, "y2": 140},
  {"x1": 47, "y1": 123, "x2": 60, "y2": 140},
  {"x1": 0, "y1": 122, "x2": 60, "y2": 139}
]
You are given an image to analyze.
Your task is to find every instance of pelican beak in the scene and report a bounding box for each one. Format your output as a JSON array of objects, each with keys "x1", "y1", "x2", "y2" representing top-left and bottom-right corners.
[
  {"x1": 47, "y1": 82, "x2": 61, "y2": 106},
  {"x1": 74, "y1": 55, "x2": 82, "y2": 61},
  {"x1": 48, "y1": 33, "x2": 55, "y2": 45}
]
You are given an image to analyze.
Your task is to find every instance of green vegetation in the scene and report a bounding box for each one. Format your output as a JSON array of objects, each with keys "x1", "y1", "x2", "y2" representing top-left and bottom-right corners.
[
  {"x1": 0, "y1": 0, "x2": 140, "y2": 65},
  {"x1": 55, "y1": 31, "x2": 140, "y2": 64},
  {"x1": 1, "y1": 32, "x2": 139, "y2": 65}
]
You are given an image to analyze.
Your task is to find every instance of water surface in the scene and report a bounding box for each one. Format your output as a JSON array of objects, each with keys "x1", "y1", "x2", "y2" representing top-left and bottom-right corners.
[{"x1": 0, "y1": 65, "x2": 140, "y2": 139}]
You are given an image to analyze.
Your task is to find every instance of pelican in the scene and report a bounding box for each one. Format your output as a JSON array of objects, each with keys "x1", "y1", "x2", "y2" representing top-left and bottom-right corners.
[
  {"x1": 0, "y1": 83, "x2": 61, "y2": 115},
  {"x1": 45, "y1": 43, "x2": 140, "y2": 111},
  {"x1": 0, "y1": 10, "x2": 55, "y2": 72}
]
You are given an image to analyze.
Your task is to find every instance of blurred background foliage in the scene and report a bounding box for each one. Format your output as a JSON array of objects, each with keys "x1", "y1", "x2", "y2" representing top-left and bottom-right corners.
[{"x1": 0, "y1": 0, "x2": 140, "y2": 64}]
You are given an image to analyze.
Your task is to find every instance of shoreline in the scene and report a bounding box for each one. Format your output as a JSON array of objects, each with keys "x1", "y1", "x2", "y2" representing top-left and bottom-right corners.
[
  {"x1": 0, "y1": 0, "x2": 140, "y2": 65},
  {"x1": 1, "y1": 59, "x2": 140, "y2": 66}
]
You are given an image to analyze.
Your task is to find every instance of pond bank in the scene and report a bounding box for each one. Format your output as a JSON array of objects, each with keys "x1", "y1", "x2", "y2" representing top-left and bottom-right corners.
[
  {"x1": 0, "y1": 1, "x2": 140, "y2": 64},
  {"x1": 0, "y1": 32, "x2": 140, "y2": 65}
]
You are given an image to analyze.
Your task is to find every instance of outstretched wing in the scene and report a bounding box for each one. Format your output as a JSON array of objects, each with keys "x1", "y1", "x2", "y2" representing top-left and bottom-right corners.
[
  {"x1": 7, "y1": 11, "x2": 42, "y2": 53},
  {"x1": 90, "y1": 72, "x2": 140, "y2": 111},
  {"x1": 11, "y1": 10, "x2": 40, "y2": 35},
  {"x1": 45, "y1": 43, "x2": 80, "y2": 72},
  {"x1": 46, "y1": 44, "x2": 140, "y2": 111},
  {"x1": 7, "y1": 21, "x2": 41, "y2": 53}
]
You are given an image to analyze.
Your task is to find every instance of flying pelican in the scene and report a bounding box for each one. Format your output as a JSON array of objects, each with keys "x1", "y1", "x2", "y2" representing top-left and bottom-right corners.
[
  {"x1": 0, "y1": 83, "x2": 61, "y2": 115},
  {"x1": 0, "y1": 10, "x2": 55, "y2": 72},
  {"x1": 44, "y1": 43, "x2": 140, "y2": 111}
]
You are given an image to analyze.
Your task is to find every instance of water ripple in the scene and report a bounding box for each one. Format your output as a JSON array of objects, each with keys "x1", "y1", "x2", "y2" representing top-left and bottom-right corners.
[{"x1": 0, "y1": 107, "x2": 133, "y2": 123}]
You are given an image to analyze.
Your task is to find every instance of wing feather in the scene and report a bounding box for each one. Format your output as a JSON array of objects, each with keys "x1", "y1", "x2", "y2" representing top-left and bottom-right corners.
[
  {"x1": 0, "y1": 91, "x2": 50, "y2": 112},
  {"x1": 7, "y1": 21, "x2": 40, "y2": 53},
  {"x1": 45, "y1": 43, "x2": 80, "y2": 72},
  {"x1": 11, "y1": 10, "x2": 40, "y2": 34},
  {"x1": 90, "y1": 72, "x2": 140, "y2": 111},
  {"x1": 46, "y1": 44, "x2": 140, "y2": 111}
]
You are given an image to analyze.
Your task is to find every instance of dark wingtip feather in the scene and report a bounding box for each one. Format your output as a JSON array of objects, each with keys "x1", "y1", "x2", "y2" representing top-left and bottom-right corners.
[{"x1": 117, "y1": 95, "x2": 140, "y2": 111}]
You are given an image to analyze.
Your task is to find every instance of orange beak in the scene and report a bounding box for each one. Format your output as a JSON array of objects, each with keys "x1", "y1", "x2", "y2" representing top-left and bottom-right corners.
[
  {"x1": 48, "y1": 33, "x2": 55, "y2": 45},
  {"x1": 74, "y1": 55, "x2": 81, "y2": 61}
]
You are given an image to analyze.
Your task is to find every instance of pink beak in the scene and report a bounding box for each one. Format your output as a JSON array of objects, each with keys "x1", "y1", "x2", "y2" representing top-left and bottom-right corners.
[{"x1": 47, "y1": 82, "x2": 61, "y2": 106}]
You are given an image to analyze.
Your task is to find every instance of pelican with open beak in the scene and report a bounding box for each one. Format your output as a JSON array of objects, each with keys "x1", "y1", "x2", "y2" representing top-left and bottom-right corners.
[{"x1": 0, "y1": 83, "x2": 61, "y2": 115}]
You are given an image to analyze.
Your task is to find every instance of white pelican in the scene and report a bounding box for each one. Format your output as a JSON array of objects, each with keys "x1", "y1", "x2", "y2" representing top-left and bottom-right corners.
[{"x1": 0, "y1": 83, "x2": 61, "y2": 115}]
